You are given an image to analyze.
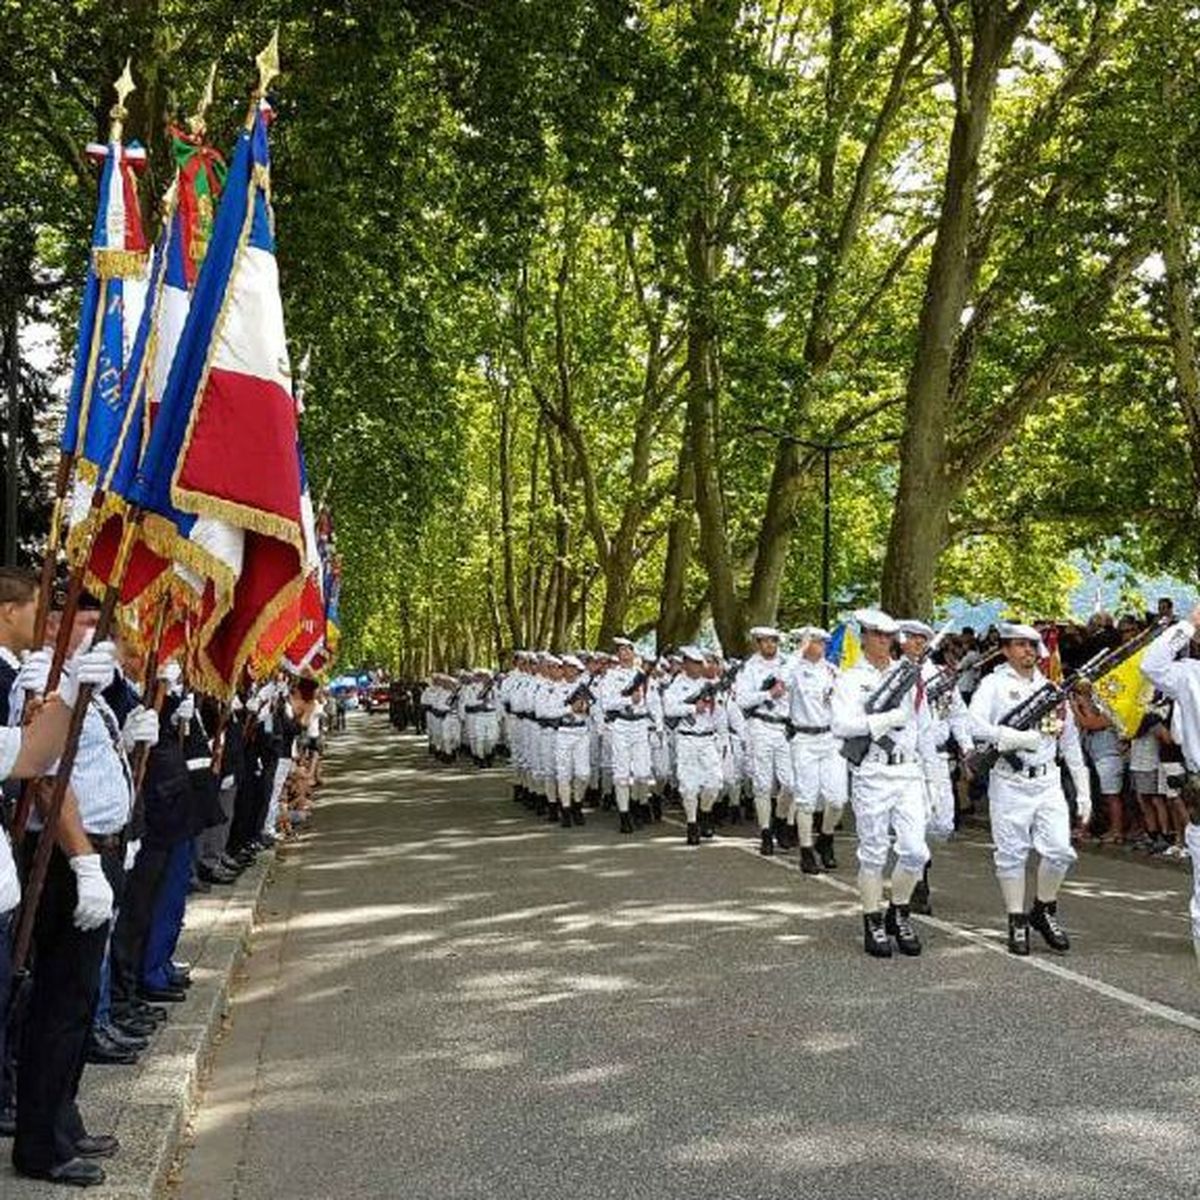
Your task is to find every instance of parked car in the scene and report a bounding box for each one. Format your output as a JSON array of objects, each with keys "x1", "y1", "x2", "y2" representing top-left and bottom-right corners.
[{"x1": 363, "y1": 682, "x2": 391, "y2": 714}]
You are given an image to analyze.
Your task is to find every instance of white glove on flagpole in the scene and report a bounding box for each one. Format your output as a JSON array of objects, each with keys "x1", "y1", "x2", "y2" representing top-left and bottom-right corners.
[
  {"x1": 121, "y1": 705, "x2": 160, "y2": 751},
  {"x1": 59, "y1": 641, "x2": 119, "y2": 708},
  {"x1": 171, "y1": 695, "x2": 197, "y2": 726},
  {"x1": 69, "y1": 853, "x2": 114, "y2": 931},
  {"x1": 14, "y1": 648, "x2": 52, "y2": 697}
]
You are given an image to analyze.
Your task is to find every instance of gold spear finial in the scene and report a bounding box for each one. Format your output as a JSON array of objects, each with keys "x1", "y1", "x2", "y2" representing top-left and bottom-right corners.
[
  {"x1": 255, "y1": 26, "x2": 280, "y2": 98},
  {"x1": 109, "y1": 58, "x2": 136, "y2": 141},
  {"x1": 188, "y1": 61, "x2": 218, "y2": 136}
]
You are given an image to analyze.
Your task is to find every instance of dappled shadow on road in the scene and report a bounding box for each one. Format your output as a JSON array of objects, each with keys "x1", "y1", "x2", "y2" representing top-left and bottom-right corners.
[{"x1": 189, "y1": 720, "x2": 1200, "y2": 1200}]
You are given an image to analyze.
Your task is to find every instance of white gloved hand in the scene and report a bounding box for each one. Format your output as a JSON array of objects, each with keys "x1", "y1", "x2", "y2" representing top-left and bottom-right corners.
[
  {"x1": 69, "y1": 853, "x2": 114, "y2": 931},
  {"x1": 15, "y1": 648, "x2": 52, "y2": 697},
  {"x1": 172, "y1": 694, "x2": 196, "y2": 726},
  {"x1": 121, "y1": 705, "x2": 160, "y2": 751},
  {"x1": 158, "y1": 660, "x2": 183, "y2": 693},
  {"x1": 1070, "y1": 761, "x2": 1093, "y2": 827},
  {"x1": 996, "y1": 726, "x2": 1041, "y2": 753},
  {"x1": 124, "y1": 838, "x2": 142, "y2": 872},
  {"x1": 59, "y1": 641, "x2": 119, "y2": 708},
  {"x1": 866, "y1": 708, "x2": 908, "y2": 739}
]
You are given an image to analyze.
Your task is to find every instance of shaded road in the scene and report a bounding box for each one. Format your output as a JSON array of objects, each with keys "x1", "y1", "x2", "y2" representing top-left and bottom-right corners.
[{"x1": 175, "y1": 715, "x2": 1200, "y2": 1199}]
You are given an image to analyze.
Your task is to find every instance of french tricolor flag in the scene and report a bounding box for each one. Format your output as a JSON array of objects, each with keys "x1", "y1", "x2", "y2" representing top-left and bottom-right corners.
[{"x1": 133, "y1": 98, "x2": 304, "y2": 694}]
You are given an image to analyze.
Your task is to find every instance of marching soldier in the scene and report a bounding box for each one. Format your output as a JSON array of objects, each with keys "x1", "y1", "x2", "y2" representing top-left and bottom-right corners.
[
  {"x1": 898, "y1": 619, "x2": 974, "y2": 914},
  {"x1": 784, "y1": 627, "x2": 846, "y2": 874},
  {"x1": 831, "y1": 609, "x2": 930, "y2": 958},
  {"x1": 733, "y1": 627, "x2": 794, "y2": 856},
  {"x1": 553, "y1": 656, "x2": 591, "y2": 826},
  {"x1": 599, "y1": 638, "x2": 655, "y2": 833},
  {"x1": 1139, "y1": 606, "x2": 1200, "y2": 969},
  {"x1": 968, "y1": 623, "x2": 1092, "y2": 956},
  {"x1": 662, "y1": 647, "x2": 723, "y2": 845}
]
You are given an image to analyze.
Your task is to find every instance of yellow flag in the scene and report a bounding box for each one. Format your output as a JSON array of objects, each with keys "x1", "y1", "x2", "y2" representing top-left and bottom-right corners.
[
  {"x1": 842, "y1": 624, "x2": 861, "y2": 668},
  {"x1": 1093, "y1": 646, "x2": 1153, "y2": 739}
]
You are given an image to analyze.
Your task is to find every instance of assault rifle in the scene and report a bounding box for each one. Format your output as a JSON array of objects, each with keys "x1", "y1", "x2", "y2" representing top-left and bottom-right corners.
[
  {"x1": 566, "y1": 680, "x2": 596, "y2": 710},
  {"x1": 924, "y1": 648, "x2": 1003, "y2": 707},
  {"x1": 685, "y1": 663, "x2": 740, "y2": 706},
  {"x1": 840, "y1": 621, "x2": 953, "y2": 767},
  {"x1": 968, "y1": 618, "x2": 1169, "y2": 780},
  {"x1": 621, "y1": 669, "x2": 649, "y2": 698}
]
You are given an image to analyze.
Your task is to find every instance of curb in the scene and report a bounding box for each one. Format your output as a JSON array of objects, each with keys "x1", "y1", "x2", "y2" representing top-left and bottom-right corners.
[{"x1": 2, "y1": 852, "x2": 276, "y2": 1200}]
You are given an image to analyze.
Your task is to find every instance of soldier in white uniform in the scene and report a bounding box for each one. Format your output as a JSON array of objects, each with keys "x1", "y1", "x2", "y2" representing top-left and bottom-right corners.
[
  {"x1": 733, "y1": 627, "x2": 794, "y2": 856},
  {"x1": 600, "y1": 638, "x2": 655, "y2": 833},
  {"x1": 785, "y1": 626, "x2": 846, "y2": 875},
  {"x1": 662, "y1": 647, "x2": 723, "y2": 845},
  {"x1": 463, "y1": 669, "x2": 500, "y2": 765},
  {"x1": 533, "y1": 655, "x2": 562, "y2": 816},
  {"x1": 968, "y1": 622, "x2": 1092, "y2": 956},
  {"x1": 831, "y1": 609, "x2": 931, "y2": 958},
  {"x1": 553, "y1": 655, "x2": 592, "y2": 826},
  {"x1": 898, "y1": 619, "x2": 975, "y2": 914},
  {"x1": 511, "y1": 654, "x2": 538, "y2": 807},
  {"x1": 1139, "y1": 607, "x2": 1200, "y2": 969}
]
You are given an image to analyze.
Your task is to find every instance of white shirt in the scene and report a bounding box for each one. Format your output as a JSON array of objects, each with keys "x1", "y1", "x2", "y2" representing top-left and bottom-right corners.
[
  {"x1": 1141, "y1": 620, "x2": 1200, "y2": 771},
  {"x1": 786, "y1": 656, "x2": 839, "y2": 730},
  {"x1": 831, "y1": 656, "x2": 933, "y2": 772},
  {"x1": 733, "y1": 653, "x2": 789, "y2": 722},
  {"x1": 0, "y1": 725, "x2": 20, "y2": 912},
  {"x1": 968, "y1": 662, "x2": 1084, "y2": 771},
  {"x1": 662, "y1": 673, "x2": 719, "y2": 734},
  {"x1": 601, "y1": 664, "x2": 651, "y2": 718}
]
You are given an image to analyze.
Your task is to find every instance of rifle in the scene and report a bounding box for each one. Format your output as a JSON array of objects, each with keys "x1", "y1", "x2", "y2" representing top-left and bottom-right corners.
[
  {"x1": 620, "y1": 669, "x2": 648, "y2": 698},
  {"x1": 566, "y1": 680, "x2": 595, "y2": 710},
  {"x1": 840, "y1": 621, "x2": 953, "y2": 767},
  {"x1": 685, "y1": 663, "x2": 739, "y2": 706},
  {"x1": 968, "y1": 618, "x2": 1169, "y2": 780},
  {"x1": 925, "y1": 648, "x2": 1003, "y2": 707}
]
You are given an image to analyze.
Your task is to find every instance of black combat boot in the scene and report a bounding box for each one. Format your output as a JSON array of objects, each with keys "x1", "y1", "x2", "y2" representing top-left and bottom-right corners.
[
  {"x1": 546, "y1": 804, "x2": 560, "y2": 824},
  {"x1": 815, "y1": 832, "x2": 837, "y2": 870},
  {"x1": 863, "y1": 912, "x2": 892, "y2": 958},
  {"x1": 909, "y1": 863, "x2": 932, "y2": 915},
  {"x1": 775, "y1": 818, "x2": 798, "y2": 850},
  {"x1": 699, "y1": 811, "x2": 714, "y2": 839},
  {"x1": 1029, "y1": 899, "x2": 1070, "y2": 952},
  {"x1": 1007, "y1": 913, "x2": 1031, "y2": 956},
  {"x1": 686, "y1": 822, "x2": 701, "y2": 846},
  {"x1": 619, "y1": 811, "x2": 634, "y2": 834},
  {"x1": 759, "y1": 828, "x2": 775, "y2": 857},
  {"x1": 535, "y1": 793, "x2": 547, "y2": 817},
  {"x1": 885, "y1": 903, "x2": 922, "y2": 956},
  {"x1": 650, "y1": 794, "x2": 663, "y2": 822},
  {"x1": 572, "y1": 803, "x2": 586, "y2": 826},
  {"x1": 799, "y1": 846, "x2": 823, "y2": 875}
]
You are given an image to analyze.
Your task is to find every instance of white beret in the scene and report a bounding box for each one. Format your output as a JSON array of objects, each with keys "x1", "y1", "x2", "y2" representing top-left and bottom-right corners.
[
  {"x1": 749, "y1": 626, "x2": 782, "y2": 641},
  {"x1": 854, "y1": 608, "x2": 898, "y2": 634},
  {"x1": 998, "y1": 622, "x2": 1040, "y2": 642}
]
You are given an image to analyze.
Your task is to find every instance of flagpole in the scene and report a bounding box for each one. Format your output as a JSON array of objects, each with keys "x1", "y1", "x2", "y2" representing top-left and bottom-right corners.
[{"x1": 12, "y1": 513, "x2": 140, "y2": 972}]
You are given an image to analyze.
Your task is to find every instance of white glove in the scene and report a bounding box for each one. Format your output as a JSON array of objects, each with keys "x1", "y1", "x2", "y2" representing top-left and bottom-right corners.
[
  {"x1": 69, "y1": 853, "x2": 114, "y2": 931},
  {"x1": 996, "y1": 726, "x2": 1041, "y2": 753},
  {"x1": 1070, "y1": 761, "x2": 1093, "y2": 827},
  {"x1": 124, "y1": 838, "x2": 142, "y2": 872},
  {"x1": 15, "y1": 648, "x2": 52, "y2": 696},
  {"x1": 158, "y1": 660, "x2": 183, "y2": 692},
  {"x1": 59, "y1": 641, "x2": 118, "y2": 708},
  {"x1": 172, "y1": 695, "x2": 196, "y2": 726},
  {"x1": 866, "y1": 708, "x2": 908, "y2": 739},
  {"x1": 121, "y1": 705, "x2": 160, "y2": 751}
]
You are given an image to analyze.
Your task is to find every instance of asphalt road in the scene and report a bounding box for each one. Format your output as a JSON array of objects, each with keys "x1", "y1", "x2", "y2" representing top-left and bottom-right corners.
[{"x1": 174, "y1": 714, "x2": 1200, "y2": 1200}]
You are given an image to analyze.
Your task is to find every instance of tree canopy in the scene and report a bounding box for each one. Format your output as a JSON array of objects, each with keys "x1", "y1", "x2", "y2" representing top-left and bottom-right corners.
[{"x1": 4, "y1": 0, "x2": 1199, "y2": 669}]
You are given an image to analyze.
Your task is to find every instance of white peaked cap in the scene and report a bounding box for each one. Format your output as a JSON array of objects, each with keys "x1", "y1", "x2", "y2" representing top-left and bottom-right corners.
[
  {"x1": 612, "y1": 637, "x2": 634, "y2": 648},
  {"x1": 897, "y1": 619, "x2": 935, "y2": 640},
  {"x1": 749, "y1": 626, "x2": 782, "y2": 641},
  {"x1": 853, "y1": 608, "x2": 898, "y2": 634},
  {"x1": 794, "y1": 625, "x2": 831, "y2": 641},
  {"x1": 680, "y1": 645, "x2": 706, "y2": 663},
  {"x1": 560, "y1": 654, "x2": 584, "y2": 671},
  {"x1": 998, "y1": 622, "x2": 1040, "y2": 642}
]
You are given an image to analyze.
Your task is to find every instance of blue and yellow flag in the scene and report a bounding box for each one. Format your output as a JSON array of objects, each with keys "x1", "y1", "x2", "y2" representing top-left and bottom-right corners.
[{"x1": 826, "y1": 622, "x2": 861, "y2": 669}]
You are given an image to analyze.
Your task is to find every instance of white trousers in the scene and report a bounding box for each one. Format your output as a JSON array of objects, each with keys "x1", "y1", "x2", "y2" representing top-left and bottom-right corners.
[
  {"x1": 610, "y1": 719, "x2": 653, "y2": 787},
  {"x1": 676, "y1": 734, "x2": 722, "y2": 802},
  {"x1": 852, "y1": 766, "x2": 929, "y2": 876},
  {"x1": 264, "y1": 759, "x2": 293, "y2": 835},
  {"x1": 1187, "y1": 822, "x2": 1200, "y2": 940},
  {"x1": 790, "y1": 733, "x2": 847, "y2": 814},
  {"x1": 988, "y1": 771, "x2": 1076, "y2": 880},
  {"x1": 537, "y1": 726, "x2": 557, "y2": 784},
  {"x1": 747, "y1": 721, "x2": 794, "y2": 799},
  {"x1": 555, "y1": 727, "x2": 591, "y2": 787},
  {"x1": 467, "y1": 711, "x2": 499, "y2": 759},
  {"x1": 442, "y1": 714, "x2": 461, "y2": 754}
]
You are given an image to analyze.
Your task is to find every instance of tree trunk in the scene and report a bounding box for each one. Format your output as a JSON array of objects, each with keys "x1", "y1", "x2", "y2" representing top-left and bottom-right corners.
[
  {"x1": 1161, "y1": 69, "x2": 1200, "y2": 577},
  {"x1": 497, "y1": 384, "x2": 522, "y2": 651},
  {"x1": 881, "y1": 7, "x2": 1020, "y2": 615},
  {"x1": 657, "y1": 425, "x2": 695, "y2": 649}
]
